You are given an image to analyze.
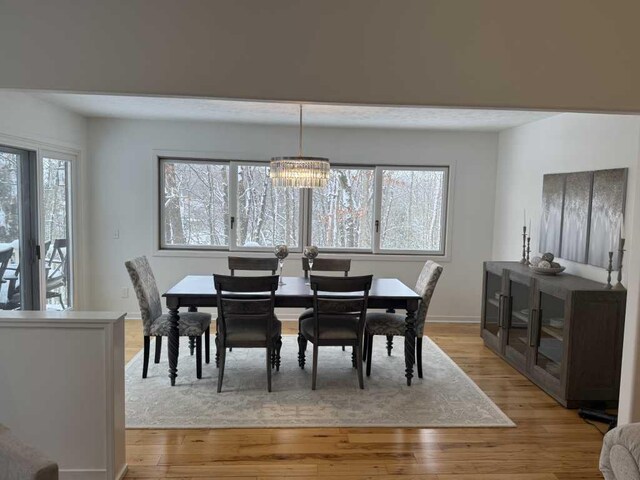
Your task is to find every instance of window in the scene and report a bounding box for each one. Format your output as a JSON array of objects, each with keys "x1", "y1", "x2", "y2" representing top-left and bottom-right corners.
[
  {"x1": 159, "y1": 158, "x2": 449, "y2": 256},
  {"x1": 311, "y1": 167, "x2": 374, "y2": 250}
]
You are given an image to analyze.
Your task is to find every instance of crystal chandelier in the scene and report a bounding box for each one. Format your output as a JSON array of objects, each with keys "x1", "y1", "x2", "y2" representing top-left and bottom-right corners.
[{"x1": 270, "y1": 105, "x2": 330, "y2": 188}]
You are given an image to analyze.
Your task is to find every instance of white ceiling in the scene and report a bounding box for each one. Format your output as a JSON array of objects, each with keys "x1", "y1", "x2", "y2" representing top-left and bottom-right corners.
[{"x1": 36, "y1": 93, "x2": 558, "y2": 131}]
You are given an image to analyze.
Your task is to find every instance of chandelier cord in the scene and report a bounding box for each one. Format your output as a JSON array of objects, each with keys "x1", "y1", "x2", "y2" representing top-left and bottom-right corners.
[{"x1": 299, "y1": 104, "x2": 303, "y2": 157}]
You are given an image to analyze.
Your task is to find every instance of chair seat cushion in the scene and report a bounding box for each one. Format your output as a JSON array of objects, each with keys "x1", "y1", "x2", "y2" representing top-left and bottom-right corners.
[
  {"x1": 366, "y1": 312, "x2": 406, "y2": 336},
  {"x1": 150, "y1": 311, "x2": 212, "y2": 337},
  {"x1": 224, "y1": 316, "x2": 282, "y2": 343},
  {"x1": 298, "y1": 308, "x2": 314, "y2": 321},
  {"x1": 300, "y1": 316, "x2": 359, "y2": 342}
]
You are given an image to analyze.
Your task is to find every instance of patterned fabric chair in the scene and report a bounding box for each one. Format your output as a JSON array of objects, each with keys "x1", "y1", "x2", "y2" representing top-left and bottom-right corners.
[
  {"x1": 364, "y1": 260, "x2": 443, "y2": 379},
  {"x1": 125, "y1": 256, "x2": 211, "y2": 379},
  {"x1": 298, "y1": 275, "x2": 372, "y2": 390}
]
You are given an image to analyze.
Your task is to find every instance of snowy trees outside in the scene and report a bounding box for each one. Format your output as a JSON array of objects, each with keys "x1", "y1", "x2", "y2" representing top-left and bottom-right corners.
[{"x1": 162, "y1": 159, "x2": 447, "y2": 253}]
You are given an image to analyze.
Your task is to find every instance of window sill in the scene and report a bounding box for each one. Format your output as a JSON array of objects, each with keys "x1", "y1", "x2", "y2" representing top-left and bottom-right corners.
[{"x1": 153, "y1": 248, "x2": 451, "y2": 263}]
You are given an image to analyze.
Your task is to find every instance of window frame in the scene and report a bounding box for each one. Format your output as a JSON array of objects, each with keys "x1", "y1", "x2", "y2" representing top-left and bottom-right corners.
[{"x1": 157, "y1": 156, "x2": 450, "y2": 257}]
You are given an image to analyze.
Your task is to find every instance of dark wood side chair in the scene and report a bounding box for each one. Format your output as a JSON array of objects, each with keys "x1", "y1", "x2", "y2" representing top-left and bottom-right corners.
[
  {"x1": 220, "y1": 256, "x2": 279, "y2": 357},
  {"x1": 299, "y1": 257, "x2": 351, "y2": 351},
  {"x1": 214, "y1": 274, "x2": 282, "y2": 393},
  {"x1": 298, "y1": 274, "x2": 373, "y2": 390},
  {"x1": 364, "y1": 260, "x2": 443, "y2": 379},
  {"x1": 125, "y1": 256, "x2": 212, "y2": 379},
  {"x1": 228, "y1": 256, "x2": 278, "y2": 275}
]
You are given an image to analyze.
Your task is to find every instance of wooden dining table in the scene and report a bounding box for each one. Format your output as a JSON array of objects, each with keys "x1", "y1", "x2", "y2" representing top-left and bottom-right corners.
[{"x1": 163, "y1": 275, "x2": 421, "y2": 387}]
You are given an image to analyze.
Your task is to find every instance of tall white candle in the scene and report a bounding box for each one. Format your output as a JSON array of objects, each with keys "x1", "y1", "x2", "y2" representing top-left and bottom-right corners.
[{"x1": 524, "y1": 209, "x2": 526, "y2": 227}]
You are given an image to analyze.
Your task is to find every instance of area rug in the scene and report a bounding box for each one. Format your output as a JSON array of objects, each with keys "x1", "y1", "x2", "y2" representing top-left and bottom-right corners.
[{"x1": 125, "y1": 335, "x2": 514, "y2": 428}]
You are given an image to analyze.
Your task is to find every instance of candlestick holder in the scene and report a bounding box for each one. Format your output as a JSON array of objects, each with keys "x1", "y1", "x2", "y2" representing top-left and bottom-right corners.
[
  {"x1": 520, "y1": 226, "x2": 527, "y2": 264},
  {"x1": 605, "y1": 251, "x2": 613, "y2": 289},
  {"x1": 526, "y1": 237, "x2": 531, "y2": 265},
  {"x1": 613, "y1": 238, "x2": 626, "y2": 290}
]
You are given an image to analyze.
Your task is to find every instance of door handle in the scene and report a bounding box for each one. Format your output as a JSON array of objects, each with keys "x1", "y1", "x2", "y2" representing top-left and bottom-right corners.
[
  {"x1": 498, "y1": 294, "x2": 505, "y2": 328},
  {"x1": 375, "y1": 220, "x2": 380, "y2": 233},
  {"x1": 529, "y1": 308, "x2": 538, "y2": 347},
  {"x1": 230, "y1": 216, "x2": 235, "y2": 230}
]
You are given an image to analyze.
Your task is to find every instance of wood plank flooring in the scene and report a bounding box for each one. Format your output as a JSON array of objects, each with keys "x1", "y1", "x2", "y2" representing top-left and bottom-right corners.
[{"x1": 124, "y1": 320, "x2": 606, "y2": 479}]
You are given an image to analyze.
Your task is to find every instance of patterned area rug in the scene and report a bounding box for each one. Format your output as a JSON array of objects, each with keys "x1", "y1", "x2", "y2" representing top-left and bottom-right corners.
[{"x1": 125, "y1": 335, "x2": 514, "y2": 428}]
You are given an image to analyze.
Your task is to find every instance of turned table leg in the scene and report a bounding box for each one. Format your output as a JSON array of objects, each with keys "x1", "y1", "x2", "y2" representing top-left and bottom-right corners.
[{"x1": 167, "y1": 298, "x2": 180, "y2": 386}]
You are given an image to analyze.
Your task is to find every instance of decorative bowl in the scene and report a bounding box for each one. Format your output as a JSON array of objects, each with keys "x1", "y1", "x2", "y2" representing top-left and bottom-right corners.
[{"x1": 529, "y1": 265, "x2": 566, "y2": 276}]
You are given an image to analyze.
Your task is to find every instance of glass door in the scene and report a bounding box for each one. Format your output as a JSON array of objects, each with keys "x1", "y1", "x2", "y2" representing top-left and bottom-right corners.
[
  {"x1": 504, "y1": 273, "x2": 533, "y2": 369},
  {"x1": 41, "y1": 153, "x2": 73, "y2": 310},
  {"x1": 482, "y1": 268, "x2": 504, "y2": 350},
  {"x1": 0, "y1": 146, "x2": 39, "y2": 310}
]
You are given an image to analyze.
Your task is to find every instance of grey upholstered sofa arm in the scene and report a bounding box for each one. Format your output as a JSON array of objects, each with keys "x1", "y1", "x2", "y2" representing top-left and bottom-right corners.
[
  {"x1": 601, "y1": 423, "x2": 640, "y2": 480},
  {"x1": 0, "y1": 424, "x2": 58, "y2": 480}
]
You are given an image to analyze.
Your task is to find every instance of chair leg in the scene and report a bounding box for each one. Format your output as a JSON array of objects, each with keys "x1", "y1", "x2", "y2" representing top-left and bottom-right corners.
[
  {"x1": 154, "y1": 336, "x2": 162, "y2": 363},
  {"x1": 189, "y1": 336, "x2": 195, "y2": 356},
  {"x1": 298, "y1": 333, "x2": 307, "y2": 369},
  {"x1": 362, "y1": 331, "x2": 368, "y2": 362},
  {"x1": 311, "y1": 343, "x2": 319, "y2": 390},
  {"x1": 366, "y1": 333, "x2": 374, "y2": 377},
  {"x1": 142, "y1": 336, "x2": 150, "y2": 378},
  {"x1": 229, "y1": 347, "x2": 233, "y2": 352},
  {"x1": 276, "y1": 336, "x2": 282, "y2": 372},
  {"x1": 215, "y1": 333, "x2": 220, "y2": 368},
  {"x1": 271, "y1": 346, "x2": 276, "y2": 369},
  {"x1": 196, "y1": 336, "x2": 202, "y2": 379},
  {"x1": 356, "y1": 343, "x2": 364, "y2": 389},
  {"x1": 352, "y1": 348, "x2": 356, "y2": 368},
  {"x1": 417, "y1": 336, "x2": 423, "y2": 379},
  {"x1": 204, "y1": 327, "x2": 210, "y2": 364},
  {"x1": 217, "y1": 341, "x2": 226, "y2": 393},
  {"x1": 386, "y1": 335, "x2": 393, "y2": 356},
  {"x1": 342, "y1": 345, "x2": 345, "y2": 351},
  {"x1": 266, "y1": 344, "x2": 272, "y2": 393}
]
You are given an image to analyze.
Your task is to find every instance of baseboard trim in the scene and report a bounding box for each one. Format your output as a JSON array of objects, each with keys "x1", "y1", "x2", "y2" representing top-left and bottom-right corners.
[
  {"x1": 116, "y1": 464, "x2": 128, "y2": 480},
  {"x1": 59, "y1": 469, "x2": 108, "y2": 480}
]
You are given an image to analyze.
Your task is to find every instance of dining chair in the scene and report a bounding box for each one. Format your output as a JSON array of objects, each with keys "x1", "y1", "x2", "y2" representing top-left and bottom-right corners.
[
  {"x1": 221, "y1": 256, "x2": 279, "y2": 357},
  {"x1": 125, "y1": 256, "x2": 212, "y2": 379},
  {"x1": 0, "y1": 247, "x2": 14, "y2": 308},
  {"x1": 299, "y1": 257, "x2": 351, "y2": 350},
  {"x1": 364, "y1": 260, "x2": 443, "y2": 379},
  {"x1": 214, "y1": 274, "x2": 281, "y2": 393},
  {"x1": 228, "y1": 256, "x2": 278, "y2": 275},
  {"x1": 298, "y1": 274, "x2": 373, "y2": 390}
]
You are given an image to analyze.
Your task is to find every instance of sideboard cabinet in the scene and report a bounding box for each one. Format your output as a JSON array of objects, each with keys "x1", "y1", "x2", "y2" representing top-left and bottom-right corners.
[{"x1": 481, "y1": 261, "x2": 626, "y2": 408}]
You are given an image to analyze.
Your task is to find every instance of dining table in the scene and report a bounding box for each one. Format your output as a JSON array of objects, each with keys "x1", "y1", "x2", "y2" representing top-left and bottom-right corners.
[{"x1": 163, "y1": 275, "x2": 421, "y2": 387}]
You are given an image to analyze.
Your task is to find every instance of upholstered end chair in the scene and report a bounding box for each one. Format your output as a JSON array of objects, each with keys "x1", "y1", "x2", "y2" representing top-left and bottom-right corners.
[
  {"x1": 601, "y1": 423, "x2": 640, "y2": 480},
  {"x1": 125, "y1": 256, "x2": 212, "y2": 379},
  {"x1": 364, "y1": 260, "x2": 443, "y2": 378},
  {"x1": 0, "y1": 423, "x2": 58, "y2": 480}
]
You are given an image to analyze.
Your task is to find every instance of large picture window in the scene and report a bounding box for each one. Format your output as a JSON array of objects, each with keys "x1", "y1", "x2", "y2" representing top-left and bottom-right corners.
[{"x1": 159, "y1": 158, "x2": 449, "y2": 255}]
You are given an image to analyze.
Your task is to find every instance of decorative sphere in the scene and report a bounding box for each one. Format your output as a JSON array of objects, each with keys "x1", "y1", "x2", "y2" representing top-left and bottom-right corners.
[
  {"x1": 303, "y1": 245, "x2": 319, "y2": 259},
  {"x1": 542, "y1": 252, "x2": 555, "y2": 262},
  {"x1": 538, "y1": 260, "x2": 552, "y2": 269},
  {"x1": 550, "y1": 262, "x2": 561, "y2": 268},
  {"x1": 530, "y1": 256, "x2": 542, "y2": 267},
  {"x1": 274, "y1": 244, "x2": 289, "y2": 259}
]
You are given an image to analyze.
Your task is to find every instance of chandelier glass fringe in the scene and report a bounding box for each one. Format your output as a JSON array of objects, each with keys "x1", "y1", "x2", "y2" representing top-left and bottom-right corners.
[{"x1": 270, "y1": 104, "x2": 330, "y2": 188}]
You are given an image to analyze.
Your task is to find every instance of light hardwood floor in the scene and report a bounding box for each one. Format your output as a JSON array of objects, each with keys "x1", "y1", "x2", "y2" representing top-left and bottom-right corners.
[{"x1": 124, "y1": 320, "x2": 606, "y2": 479}]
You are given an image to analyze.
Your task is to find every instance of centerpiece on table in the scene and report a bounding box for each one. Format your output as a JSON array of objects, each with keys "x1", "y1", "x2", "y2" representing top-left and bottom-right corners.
[
  {"x1": 529, "y1": 252, "x2": 565, "y2": 275},
  {"x1": 274, "y1": 244, "x2": 289, "y2": 286}
]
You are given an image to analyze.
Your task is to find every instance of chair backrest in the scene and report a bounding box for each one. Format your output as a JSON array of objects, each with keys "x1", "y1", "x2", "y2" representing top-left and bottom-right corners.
[
  {"x1": 414, "y1": 260, "x2": 443, "y2": 335},
  {"x1": 0, "y1": 247, "x2": 13, "y2": 280},
  {"x1": 309, "y1": 274, "x2": 373, "y2": 340},
  {"x1": 228, "y1": 256, "x2": 278, "y2": 275},
  {"x1": 47, "y1": 238, "x2": 68, "y2": 280},
  {"x1": 214, "y1": 274, "x2": 279, "y2": 345},
  {"x1": 302, "y1": 257, "x2": 351, "y2": 279},
  {"x1": 125, "y1": 256, "x2": 163, "y2": 335}
]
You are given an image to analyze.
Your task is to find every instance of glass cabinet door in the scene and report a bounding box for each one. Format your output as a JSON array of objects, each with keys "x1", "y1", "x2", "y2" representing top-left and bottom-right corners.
[
  {"x1": 505, "y1": 278, "x2": 531, "y2": 364},
  {"x1": 483, "y1": 271, "x2": 503, "y2": 338},
  {"x1": 533, "y1": 292, "x2": 565, "y2": 381}
]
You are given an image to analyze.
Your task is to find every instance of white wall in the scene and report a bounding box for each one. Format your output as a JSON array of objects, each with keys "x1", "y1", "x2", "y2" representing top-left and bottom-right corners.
[
  {"x1": 87, "y1": 118, "x2": 498, "y2": 322},
  {"x1": 0, "y1": 91, "x2": 89, "y2": 308},
  {"x1": 3, "y1": 1, "x2": 640, "y2": 113},
  {"x1": 492, "y1": 112, "x2": 640, "y2": 423},
  {"x1": 493, "y1": 113, "x2": 640, "y2": 281}
]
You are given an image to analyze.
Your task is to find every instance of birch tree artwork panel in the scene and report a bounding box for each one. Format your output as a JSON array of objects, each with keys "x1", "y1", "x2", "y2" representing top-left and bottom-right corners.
[
  {"x1": 560, "y1": 171, "x2": 593, "y2": 263},
  {"x1": 539, "y1": 173, "x2": 566, "y2": 257},
  {"x1": 587, "y1": 168, "x2": 627, "y2": 268}
]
